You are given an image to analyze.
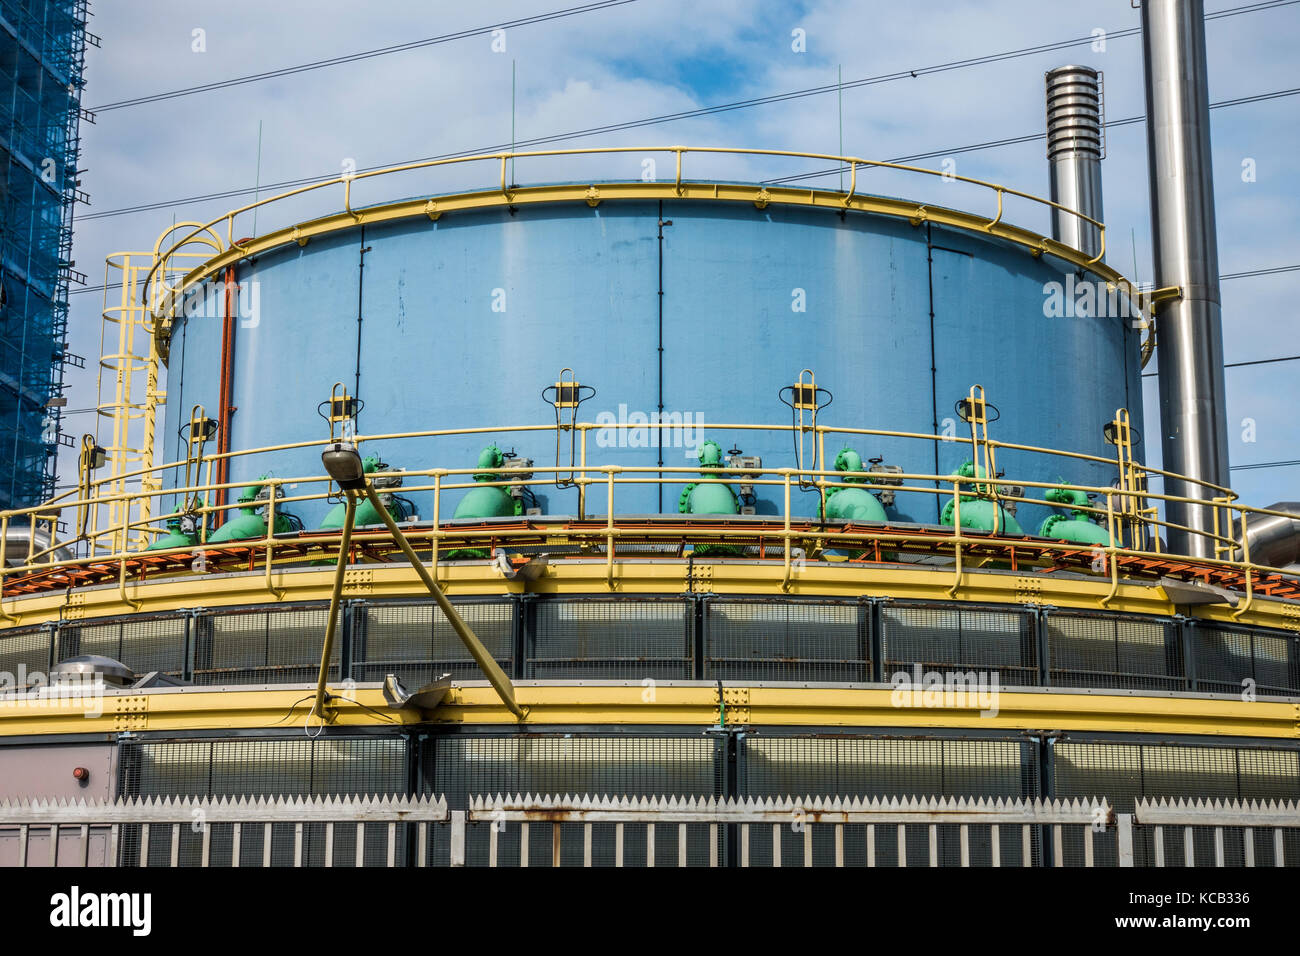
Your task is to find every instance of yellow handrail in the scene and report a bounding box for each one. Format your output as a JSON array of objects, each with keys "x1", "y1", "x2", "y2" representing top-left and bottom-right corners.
[{"x1": 136, "y1": 145, "x2": 1120, "y2": 328}]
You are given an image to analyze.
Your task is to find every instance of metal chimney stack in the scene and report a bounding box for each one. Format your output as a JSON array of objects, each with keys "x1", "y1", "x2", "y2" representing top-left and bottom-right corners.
[
  {"x1": 1141, "y1": 0, "x2": 1231, "y2": 558},
  {"x1": 1045, "y1": 65, "x2": 1104, "y2": 258}
]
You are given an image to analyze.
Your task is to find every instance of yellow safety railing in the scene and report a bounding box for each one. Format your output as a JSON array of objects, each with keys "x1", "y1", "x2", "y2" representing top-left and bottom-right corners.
[
  {"x1": 1, "y1": 408, "x2": 1293, "y2": 623},
  {"x1": 134, "y1": 145, "x2": 1149, "y2": 339}
]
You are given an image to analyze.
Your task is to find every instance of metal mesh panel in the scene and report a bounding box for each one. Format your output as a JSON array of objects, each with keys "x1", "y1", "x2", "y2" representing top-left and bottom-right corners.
[
  {"x1": 421, "y1": 734, "x2": 720, "y2": 866},
  {"x1": 116, "y1": 737, "x2": 408, "y2": 866},
  {"x1": 1047, "y1": 612, "x2": 1183, "y2": 691},
  {"x1": 1192, "y1": 623, "x2": 1300, "y2": 697},
  {"x1": 1054, "y1": 742, "x2": 1300, "y2": 866},
  {"x1": 0, "y1": 625, "x2": 50, "y2": 678},
  {"x1": 195, "y1": 607, "x2": 340, "y2": 686},
  {"x1": 66, "y1": 616, "x2": 186, "y2": 677},
  {"x1": 704, "y1": 599, "x2": 867, "y2": 681},
  {"x1": 881, "y1": 604, "x2": 1037, "y2": 687},
  {"x1": 741, "y1": 736, "x2": 1037, "y2": 865},
  {"x1": 529, "y1": 597, "x2": 692, "y2": 679},
  {"x1": 356, "y1": 599, "x2": 514, "y2": 686}
]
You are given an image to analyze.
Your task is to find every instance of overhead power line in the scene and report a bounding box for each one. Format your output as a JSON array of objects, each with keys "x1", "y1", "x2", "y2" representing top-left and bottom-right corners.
[
  {"x1": 75, "y1": 0, "x2": 1299, "y2": 224},
  {"x1": 767, "y1": 87, "x2": 1300, "y2": 184},
  {"x1": 87, "y1": 0, "x2": 643, "y2": 112},
  {"x1": 72, "y1": 82, "x2": 1300, "y2": 224},
  {"x1": 1230, "y1": 459, "x2": 1300, "y2": 471}
]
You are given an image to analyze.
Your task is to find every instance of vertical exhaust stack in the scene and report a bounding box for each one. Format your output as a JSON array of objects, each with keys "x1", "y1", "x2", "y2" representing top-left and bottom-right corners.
[
  {"x1": 1045, "y1": 65, "x2": 1104, "y2": 258},
  {"x1": 1141, "y1": 0, "x2": 1231, "y2": 558}
]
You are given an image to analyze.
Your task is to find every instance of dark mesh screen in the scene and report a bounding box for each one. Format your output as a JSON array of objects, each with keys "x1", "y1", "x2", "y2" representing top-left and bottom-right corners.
[
  {"x1": 116, "y1": 736, "x2": 409, "y2": 866},
  {"x1": 195, "y1": 606, "x2": 340, "y2": 685},
  {"x1": 529, "y1": 597, "x2": 692, "y2": 679},
  {"x1": 704, "y1": 599, "x2": 867, "y2": 681},
  {"x1": 742, "y1": 735, "x2": 1038, "y2": 865},
  {"x1": 356, "y1": 599, "x2": 514, "y2": 687},
  {"x1": 67, "y1": 616, "x2": 187, "y2": 678},
  {"x1": 1047, "y1": 612, "x2": 1184, "y2": 691},
  {"x1": 1054, "y1": 742, "x2": 1300, "y2": 866},
  {"x1": 881, "y1": 604, "x2": 1037, "y2": 687},
  {"x1": 1192, "y1": 623, "x2": 1300, "y2": 697},
  {"x1": 0, "y1": 625, "x2": 50, "y2": 677},
  {"x1": 420, "y1": 734, "x2": 720, "y2": 866}
]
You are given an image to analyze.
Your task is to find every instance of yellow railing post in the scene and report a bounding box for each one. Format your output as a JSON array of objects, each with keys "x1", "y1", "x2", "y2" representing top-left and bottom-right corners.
[
  {"x1": 947, "y1": 477, "x2": 963, "y2": 597},
  {"x1": 264, "y1": 480, "x2": 278, "y2": 595},
  {"x1": 1232, "y1": 508, "x2": 1255, "y2": 620},
  {"x1": 1101, "y1": 493, "x2": 1120, "y2": 608},
  {"x1": 0, "y1": 514, "x2": 15, "y2": 623},
  {"x1": 431, "y1": 471, "x2": 442, "y2": 583},
  {"x1": 578, "y1": 427, "x2": 588, "y2": 520},
  {"x1": 605, "y1": 467, "x2": 617, "y2": 591},
  {"x1": 781, "y1": 470, "x2": 793, "y2": 592}
]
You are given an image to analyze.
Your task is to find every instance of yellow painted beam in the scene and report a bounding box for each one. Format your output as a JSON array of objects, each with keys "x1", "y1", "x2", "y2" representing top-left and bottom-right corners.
[
  {"x1": 0, "y1": 682, "x2": 1294, "y2": 740},
  {"x1": 2, "y1": 558, "x2": 1297, "y2": 634},
  {"x1": 0, "y1": 685, "x2": 423, "y2": 737}
]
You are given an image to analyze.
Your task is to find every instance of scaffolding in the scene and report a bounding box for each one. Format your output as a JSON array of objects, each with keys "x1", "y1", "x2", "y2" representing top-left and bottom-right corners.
[{"x1": 0, "y1": 0, "x2": 95, "y2": 509}]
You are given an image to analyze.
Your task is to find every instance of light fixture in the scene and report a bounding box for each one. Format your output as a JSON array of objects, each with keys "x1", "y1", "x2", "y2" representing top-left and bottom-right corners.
[{"x1": 320, "y1": 441, "x2": 367, "y2": 490}]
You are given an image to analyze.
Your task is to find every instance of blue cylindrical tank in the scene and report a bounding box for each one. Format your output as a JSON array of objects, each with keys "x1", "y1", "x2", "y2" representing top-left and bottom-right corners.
[{"x1": 162, "y1": 192, "x2": 1143, "y2": 531}]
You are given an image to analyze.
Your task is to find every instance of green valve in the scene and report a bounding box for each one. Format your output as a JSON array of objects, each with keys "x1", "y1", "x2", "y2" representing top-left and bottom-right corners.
[
  {"x1": 145, "y1": 516, "x2": 196, "y2": 552},
  {"x1": 680, "y1": 439, "x2": 740, "y2": 556},
  {"x1": 1037, "y1": 483, "x2": 1110, "y2": 545},
  {"x1": 447, "y1": 444, "x2": 524, "y2": 560},
  {"x1": 822, "y1": 446, "x2": 887, "y2": 523},
  {"x1": 939, "y1": 460, "x2": 1023, "y2": 534},
  {"x1": 209, "y1": 477, "x2": 296, "y2": 543},
  {"x1": 319, "y1": 455, "x2": 412, "y2": 529}
]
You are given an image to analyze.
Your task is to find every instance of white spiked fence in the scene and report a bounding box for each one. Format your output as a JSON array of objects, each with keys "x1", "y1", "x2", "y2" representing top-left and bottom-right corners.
[{"x1": 0, "y1": 793, "x2": 1296, "y2": 867}]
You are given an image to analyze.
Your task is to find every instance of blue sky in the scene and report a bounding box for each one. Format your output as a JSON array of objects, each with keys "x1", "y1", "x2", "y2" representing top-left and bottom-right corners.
[{"x1": 63, "y1": 0, "x2": 1298, "y2": 506}]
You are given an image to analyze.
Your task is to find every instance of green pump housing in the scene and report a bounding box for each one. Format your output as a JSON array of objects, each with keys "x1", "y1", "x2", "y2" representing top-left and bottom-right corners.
[
  {"x1": 454, "y1": 444, "x2": 524, "y2": 520},
  {"x1": 146, "y1": 516, "x2": 195, "y2": 552},
  {"x1": 679, "y1": 439, "x2": 740, "y2": 556},
  {"x1": 208, "y1": 479, "x2": 296, "y2": 543},
  {"x1": 939, "y1": 460, "x2": 1024, "y2": 535},
  {"x1": 822, "y1": 447, "x2": 888, "y2": 523},
  {"x1": 679, "y1": 440, "x2": 739, "y2": 516},
  {"x1": 1037, "y1": 485, "x2": 1110, "y2": 545},
  {"x1": 444, "y1": 445, "x2": 525, "y2": 560},
  {"x1": 144, "y1": 497, "x2": 208, "y2": 551},
  {"x1": 319, "y1": 454, "x2": 412, "y2": 529}
]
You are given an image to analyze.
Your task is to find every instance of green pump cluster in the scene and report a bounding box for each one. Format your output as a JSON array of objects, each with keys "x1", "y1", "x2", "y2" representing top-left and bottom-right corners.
[
  {"x1": 454, "y1": 445, "x2": 524, "y2": 520},
  {"x1": 319, "y1": 454, "x2": 412, "y2": 529},
  {"x1": 444, "y1": 445, "x2": 526, "y2": 561},
  {"x1": 208, "y1": 478, "x2": 299, "y2": 543},
  {"x1": 679, "y1": 440, "x2": 739, "y2": 516},
  {"x1": 145, "y1": 498, "x2": 207, "y2": 551},
  {"x1": 939, "y1": 460, "x2": 1024, "y2": 534},
  {"x1": 1037, "y1": 485, "x2": 1110, "y2": 545},
  {"x1": 822, "y1": 447, "x2": 887, "y2": 523},
  {"x1": 679, "y1": 440, "x2": 740, "y2": 556}
]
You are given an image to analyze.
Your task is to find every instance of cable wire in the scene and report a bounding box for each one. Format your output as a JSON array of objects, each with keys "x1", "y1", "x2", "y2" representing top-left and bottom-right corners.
[
  {"x1": 87, "y1": 0, "x2": 644, "y2": 112},
  {"x1": 75, "y1": 1, "x2": 1300, "y2": 223}
]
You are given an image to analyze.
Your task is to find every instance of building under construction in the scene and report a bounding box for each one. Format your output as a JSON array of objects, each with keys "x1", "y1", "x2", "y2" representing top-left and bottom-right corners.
[{"x1": 0, "y1": 0, "x2": 92, "y2": 509}]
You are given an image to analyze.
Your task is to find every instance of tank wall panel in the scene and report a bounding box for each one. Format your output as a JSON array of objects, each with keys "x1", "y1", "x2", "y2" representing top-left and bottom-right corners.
[{"x1": 161, "y1": 197, "x2": 1143, "y2": 529}]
